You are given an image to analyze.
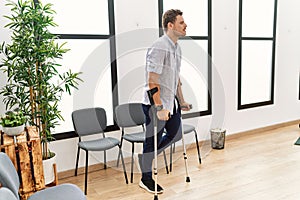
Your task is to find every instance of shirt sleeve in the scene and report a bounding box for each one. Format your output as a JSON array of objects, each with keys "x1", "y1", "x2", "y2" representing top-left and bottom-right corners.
[{"x1": 146, "y1": 46, "x2": 165, "y2": 75}]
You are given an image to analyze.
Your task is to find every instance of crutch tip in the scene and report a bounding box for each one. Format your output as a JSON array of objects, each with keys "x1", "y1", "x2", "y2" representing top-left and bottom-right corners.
[
  {"x1": 154, "y1": 195, "x2": 159, "y2": 200},
  {"x1": 186, "y1": 177, "x2": 191, "y2": 182}
]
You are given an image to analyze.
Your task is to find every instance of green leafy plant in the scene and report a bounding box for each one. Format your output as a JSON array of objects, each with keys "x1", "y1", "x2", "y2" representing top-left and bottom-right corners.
[
  {"x1": 0, "y1": 110, "x2": 27, "y2": 127},
  {"x1": 0, "y1": 0, "x2": 82, "y2": 159}
]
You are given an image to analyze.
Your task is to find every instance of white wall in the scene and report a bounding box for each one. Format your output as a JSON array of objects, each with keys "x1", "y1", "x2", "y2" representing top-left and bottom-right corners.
[
  {"x1": 0, "y1": 0, "x2": 11, "y2": 116},
  {"x1": 1, "y1": 0, "x2": 299, "y2": 172},
  {"x1": 212, "y1": 0, "x2": 300, "y2": 135}
]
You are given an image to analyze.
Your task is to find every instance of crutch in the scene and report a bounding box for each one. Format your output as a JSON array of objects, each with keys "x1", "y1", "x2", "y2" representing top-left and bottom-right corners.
[
  {"x1": 179, "y1": 104, "x2": 192, "y2": 183},
  {"x1": 147, "y1": 87, "x2": 159, "y2": 200}
]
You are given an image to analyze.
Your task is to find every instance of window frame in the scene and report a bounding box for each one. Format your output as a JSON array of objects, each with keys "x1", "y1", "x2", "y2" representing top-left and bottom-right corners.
[{"x1": 237, "y1": 0, "x2": 278, "y2": 110}]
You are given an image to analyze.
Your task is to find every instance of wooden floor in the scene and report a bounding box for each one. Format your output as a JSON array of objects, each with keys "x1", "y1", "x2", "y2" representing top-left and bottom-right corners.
[{"x1": 58, "y1": 123, "x2": 300, "y2": 200}]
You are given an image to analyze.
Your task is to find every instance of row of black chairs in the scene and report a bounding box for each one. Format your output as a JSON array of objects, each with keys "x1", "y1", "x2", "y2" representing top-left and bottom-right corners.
[
  {"x1": 0, "y1": 103, "x2": 201, "y2": 199},
  {"x1": 71, "y1": 103, "x2": 202, "y2": 195}
]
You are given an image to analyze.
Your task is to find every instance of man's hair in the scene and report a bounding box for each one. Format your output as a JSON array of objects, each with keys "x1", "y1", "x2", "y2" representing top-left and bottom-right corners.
[{"x1": 162, "y1": 9, "x2": 183, "y2": 32}]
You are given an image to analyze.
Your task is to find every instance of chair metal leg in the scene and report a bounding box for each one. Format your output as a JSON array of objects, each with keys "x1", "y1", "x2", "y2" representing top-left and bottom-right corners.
[
  {"x1": 85, "y1": 150, "x2": 89, "y2": 195},
  {"x1": 116, "y1": 135, "x2": 124, "y2": 167},
  {"x1": 163, "y1": 150, "x2": 169, "y2": 174},
  {"x1": 104, "y1": 150, "x2": 107, "y2": 169},
  {"x1": 169, "y1": 143, "x2": 174, "y2": 172},
  {"x1": 194, "y1": 130, "x2": 201, "y2": 164},
  {"x1": 116, "y1": 150, "x2": 121, "y2": 167},
  {"x1": 130, "y1": 143, "x2": 134, "y2": 183},
  {"x1": 75, "y1": 146, "x2": 80, "y2": 176},
  {"x1": 119, "y1": 146, "x2": 128, "y2": 184},
  {"x1": 173, "y1": 142, "x2": 176, "y2": 153}
]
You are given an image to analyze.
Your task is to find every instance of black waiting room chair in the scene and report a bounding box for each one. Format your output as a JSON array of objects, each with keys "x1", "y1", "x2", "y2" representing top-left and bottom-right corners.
[
  {"x1": 72, "y1": 107, "x2": 128, "y2": 195},
  {"x1": 115, "y1": 103, "x2": 169, "y2": 182},
  {"x1": 115, "y1": 103, "x2": 146, "y2": 183}
]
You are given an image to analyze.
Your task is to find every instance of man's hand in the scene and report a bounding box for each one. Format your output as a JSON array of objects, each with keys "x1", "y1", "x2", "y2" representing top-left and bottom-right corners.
[
  {"x1": 181, "y1": 102, "x2": 191, "y2": 111},
  {"x1": 157, "y1": 109, "x2": 170, "y2": 121}
]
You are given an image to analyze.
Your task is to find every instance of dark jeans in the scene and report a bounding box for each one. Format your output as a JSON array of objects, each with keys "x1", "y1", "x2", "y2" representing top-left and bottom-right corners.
[{"x1": 141, "y1": 103, "x2": 182, "y2": 180}]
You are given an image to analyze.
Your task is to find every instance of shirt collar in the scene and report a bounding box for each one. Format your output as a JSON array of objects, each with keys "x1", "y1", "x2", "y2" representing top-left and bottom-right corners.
[{"x1": 163, "y1": 34, "x2": 178, "y2": 49}]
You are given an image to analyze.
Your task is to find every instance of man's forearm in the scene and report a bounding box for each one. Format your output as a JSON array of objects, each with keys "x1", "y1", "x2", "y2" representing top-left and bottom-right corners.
[
  {"x1": 148, "y1": 72, "x2": 170, "y2": 120},
  {"x1": 176, "y1": 79, "x2": 185, "y2": 105}
]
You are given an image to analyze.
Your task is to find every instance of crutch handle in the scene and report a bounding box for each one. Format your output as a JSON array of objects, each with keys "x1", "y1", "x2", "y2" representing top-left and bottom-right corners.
[
  {"x1": 147, "y1": 87, "x2": 158, "y2": 106},
  {"x1": 181, "y1": 104, "x2": 193, "y2": 109}
]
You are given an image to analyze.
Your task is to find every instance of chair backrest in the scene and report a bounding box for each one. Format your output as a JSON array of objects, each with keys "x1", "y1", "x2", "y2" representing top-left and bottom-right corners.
[
  {"x1": 72, "y1": 107, "x2": 107, "y2": 137},
  {"x1": 115, "y1": 103, "x2": 145, "y2": 128},
  {"x1": 0, "y1": 152, "x2": 20, "y2": 200},
  {"x1": 0, "y1": 187, "x2": 18, "y2": 200}
]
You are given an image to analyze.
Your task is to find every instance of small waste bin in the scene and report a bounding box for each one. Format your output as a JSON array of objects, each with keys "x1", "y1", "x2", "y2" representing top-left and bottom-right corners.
[{"x1": 210, "y1": 128, "x2": 226, "y2": 149}]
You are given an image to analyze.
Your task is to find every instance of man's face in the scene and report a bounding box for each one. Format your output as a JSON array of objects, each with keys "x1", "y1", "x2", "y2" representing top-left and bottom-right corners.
[{"x1": 170, "y1": 15, "x2": 187, "y2": 37}]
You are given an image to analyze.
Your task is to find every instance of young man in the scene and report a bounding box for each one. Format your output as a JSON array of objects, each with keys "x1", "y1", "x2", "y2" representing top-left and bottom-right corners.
[{"x1": 140, "y1": 9, "x2": 191, "y2": 194}]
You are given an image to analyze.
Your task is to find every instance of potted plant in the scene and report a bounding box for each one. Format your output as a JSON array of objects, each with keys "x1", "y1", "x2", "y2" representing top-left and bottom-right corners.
[
  {"x1": 0, "y1": 0, "x2": 82, "y2": 184},
  {"x1": 0, "y1": 110, "x2": 27, "y2": 136}
]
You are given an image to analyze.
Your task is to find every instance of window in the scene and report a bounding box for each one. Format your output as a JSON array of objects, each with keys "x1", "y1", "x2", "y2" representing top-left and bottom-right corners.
[
  {"x1": 46, "y1": 0, "x2": 109, "y2": 35},
  {"x1": 159, "y1": 0, "x2": 212, "y2": 118},
  {"x1": 238, "y1": 0, "x2": 278, "y2": 109},
  {"x1": 41, "y1": 0, "x2": 118, "y2": 134}
]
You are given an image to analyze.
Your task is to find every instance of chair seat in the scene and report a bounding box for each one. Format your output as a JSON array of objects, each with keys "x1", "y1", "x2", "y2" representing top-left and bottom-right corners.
[
  {"x1": 183, "y1": 124, "x2": 195, "y2": 134},
  {"x1": 28, "y1": 184, "x2": 86, "y2": 200},
  {"x1": 78, "y1": 137, "x2": 120, "y2": 151},
  {"x1": 123, "y1": 132, "x2": 145, "y2": 143},
  {"x1": 168, "y1": 124, "x2": 195, "y2": 143},
  {"x1": 0, "y1": 187, "x2": 18, "y2": 200}
]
